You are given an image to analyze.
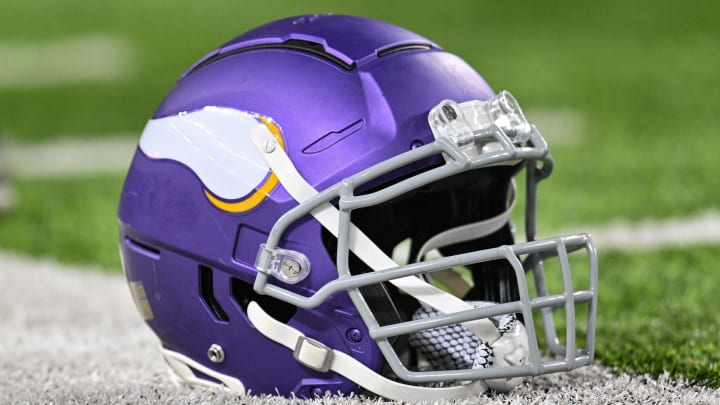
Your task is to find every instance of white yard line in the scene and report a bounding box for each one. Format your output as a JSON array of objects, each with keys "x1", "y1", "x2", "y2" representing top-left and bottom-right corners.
[
  {"x1": 555, "y1": 211, "x2": 720, "y2": 250},
  {"x1": 0, "y1": 181, "x2": 13, "y2": 211},
  {"x1": 4, "y1": 136, "x2": 719, "y2": 251},
  {"x1": 393, "y1": 210, "x2": 720, "y2": 259},
  {"x1": 6, "y1": 136, "x2": 137, "y2": 178},
  {"x1": 0, "y1": 35, "x2": 135, "y2": 88},
  {"x1": 525, "y1": 108, "x2": 586, "y2": 146}
]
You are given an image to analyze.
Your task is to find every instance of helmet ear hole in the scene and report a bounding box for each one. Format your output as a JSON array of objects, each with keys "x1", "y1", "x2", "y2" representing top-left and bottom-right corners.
[{"x1": 231, "y1": 277, "x2": 297, "y2": 323}]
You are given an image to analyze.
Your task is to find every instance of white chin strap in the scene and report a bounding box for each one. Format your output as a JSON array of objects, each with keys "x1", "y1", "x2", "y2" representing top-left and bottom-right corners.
[
  {"x1": 161, "y1": 347, "x2": 247, "y2": 393},
  {"x1": 249, "y1": 126, "x2": 527, "y2": 396},
  {"x1": 247, "y1": 301, "x2": 488, "y2": 401}
]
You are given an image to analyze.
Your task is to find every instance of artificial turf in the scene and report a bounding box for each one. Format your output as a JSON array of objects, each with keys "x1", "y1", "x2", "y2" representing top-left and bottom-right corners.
[
  {"x1": 595, "y1": 246, "x2": 720, "y2": 387},
  {"x1": 0, "y1": 176, "x2": 123, "y2": 269}
]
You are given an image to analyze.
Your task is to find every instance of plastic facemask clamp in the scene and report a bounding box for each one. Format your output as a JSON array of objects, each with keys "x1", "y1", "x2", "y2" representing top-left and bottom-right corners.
[
  {"x1": 428, "y1": 91, "x2": 533, "y2": 158},
  {"x1": 255, "y1": 244, "x2": 311, "y2": 284}
]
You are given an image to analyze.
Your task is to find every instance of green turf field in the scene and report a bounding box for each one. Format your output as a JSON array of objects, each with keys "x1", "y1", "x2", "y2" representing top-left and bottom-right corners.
[{"x1": 1, "y1": 0, "x2": 718, "y2": 390}]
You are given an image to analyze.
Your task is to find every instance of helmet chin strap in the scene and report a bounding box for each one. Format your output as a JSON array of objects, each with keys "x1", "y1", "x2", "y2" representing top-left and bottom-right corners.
[
  {"x1": 250, "y1": 126, "x2": 528, "y2": 391},
  {"x1": 247, "y1": 301, "x2": 488, "y2": 401}
]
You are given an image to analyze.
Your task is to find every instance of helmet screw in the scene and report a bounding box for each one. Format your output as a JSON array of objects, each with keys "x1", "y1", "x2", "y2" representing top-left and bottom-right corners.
[
  {"x1": 410, "y1": 140, "x2": 424, "y2": 149},
  {"x1": 346, "y1": 328, "x2": 363, "y2": 343},
  {"x1": 207, "y1": 344, "x2": 225, "y2": 363},
  {"x1": 442, "y1": 104, "x2": 457, "y2": 121},
  {"x1": 263, "y1": 139, "x2": 276, "y2": 153},
  {"x1": 311, "y1": 387, "x2": 325, "y2": 397}
]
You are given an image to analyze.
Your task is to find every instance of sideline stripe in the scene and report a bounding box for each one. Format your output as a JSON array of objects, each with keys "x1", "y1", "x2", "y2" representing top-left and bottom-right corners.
[
  {"x1": 396, "y1": 210, "x2": 720, "y2": 258},
  {"x1": 525, "y1": 108, "x2": 586, "y2": 146},
  {"x1": 2, "y1": 250, "x2": 719, "y2": 403},
  {"x1": 0, "y1": 35, "x2": 135, "y2": 88},
  {"x1": 556, "y1": 211, "x2": 720, "y2": 251},
  {"x1": 4, "y1": 137, "x2": 719, "y2": 251},
  {"x1": 6, "y1": 136, "x2": 137, "y2": 178},
  {"x1": 0, "y1": 181, "x2": 13, "y2": 211}
]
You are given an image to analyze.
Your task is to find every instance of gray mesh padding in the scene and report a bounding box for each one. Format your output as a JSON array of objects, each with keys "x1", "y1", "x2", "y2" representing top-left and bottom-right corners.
[{"x1": 408, "y1": 301, "x2": 517, "y2": 371}]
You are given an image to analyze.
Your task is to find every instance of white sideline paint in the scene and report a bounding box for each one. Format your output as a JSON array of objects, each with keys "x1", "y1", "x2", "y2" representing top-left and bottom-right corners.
[
  {"x1": 555, "y1": 211, "x2": 720, "y2": 250},
  {"x1": 525, "y1": 108, "x2": 586, "y2": 145},
  {"x1": 0, "y1": 181, "x2": 13, "y2": 211},
  {"x1": 395, "y1": 211, "x2": 720, "y2": 259},
  {"x1": 4, "y1": 136, "x2": 719, "y2": 251},
  {"x1": 6, "y1": 136, "x2": 137, "y2": 178},
  {"x1": 0, "y1": 35, "x2": 135, "y2": 88},
  {"x1": 1, "y1": 251, "x2": 719, "y2": 404}
]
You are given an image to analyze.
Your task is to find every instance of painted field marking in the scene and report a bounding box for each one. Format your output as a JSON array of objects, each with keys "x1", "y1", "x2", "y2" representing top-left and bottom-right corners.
[
  {"x1": 525, "y1": 108, "x2": 586, "y2": 146},
  {"x1": 2, "y1": 250, "x2": 719, "y2": 403},
  {"x1": 4, "y1": 136, "x2": 718, "y2": 251},
  {"x1": 396, "y1": 209, "x2": 720, "y2": 259},
  {"x1": 557, "y1": 211, "x2": 720, "y2": 251},
  {"x1": 0, "y1": 181, "x2": 13, "y2": 211},
  {"x1": 0, "y1": 35, "x2": 135, "y2": 88},
  {"x1": 5, "y1": 136, "x2": 137, "y2": 178}
]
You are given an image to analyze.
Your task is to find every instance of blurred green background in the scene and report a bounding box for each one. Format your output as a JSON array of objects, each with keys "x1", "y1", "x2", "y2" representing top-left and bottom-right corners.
[{"x1": 0, "y1": 0, "x2": 718, "y2": 388}]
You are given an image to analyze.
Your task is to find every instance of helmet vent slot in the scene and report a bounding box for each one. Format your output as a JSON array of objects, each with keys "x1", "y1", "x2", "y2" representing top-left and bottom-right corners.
[
  {"x1": 268, "y1": 39, "x2": 354, "y2": 70},
  {"x1": 376, "y1": 43, "x2": 432, "y2": 58},
  {"x1": 302, "y1": 119, "x2": 365, "y2": 154},
  {"x1": 186, "y1": 38, "x2": 355, "y2": 77},
  {"x1": 199, "y1": 265, "x2": 230, "y2": 322}
]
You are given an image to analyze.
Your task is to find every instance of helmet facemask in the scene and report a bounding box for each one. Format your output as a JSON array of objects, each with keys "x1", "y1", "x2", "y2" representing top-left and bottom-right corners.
[{"x1": 249, "y1": 91, "x2": 598, "y2": 398}]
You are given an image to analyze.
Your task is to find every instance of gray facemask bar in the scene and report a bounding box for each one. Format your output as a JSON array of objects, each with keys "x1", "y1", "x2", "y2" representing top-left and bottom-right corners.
[{"x1": 253, "y1": 123, "x2": 599, "y2": 383}]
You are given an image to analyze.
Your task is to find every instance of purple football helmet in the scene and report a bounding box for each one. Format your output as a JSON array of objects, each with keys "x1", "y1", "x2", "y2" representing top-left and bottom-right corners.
[{"x1": 118, "y1": 14, "x2": 598, "y2": 401}]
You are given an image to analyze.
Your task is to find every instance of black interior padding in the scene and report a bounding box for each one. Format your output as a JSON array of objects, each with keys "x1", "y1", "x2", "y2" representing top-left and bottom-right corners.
[{"x1": 322, "y1": 164, "x2": 524, "y2": 327}]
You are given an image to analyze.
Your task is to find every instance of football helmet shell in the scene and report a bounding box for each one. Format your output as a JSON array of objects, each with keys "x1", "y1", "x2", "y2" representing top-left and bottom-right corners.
[{"x1": 118, "y1": 14, "x2": 598, "y2": 401}]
